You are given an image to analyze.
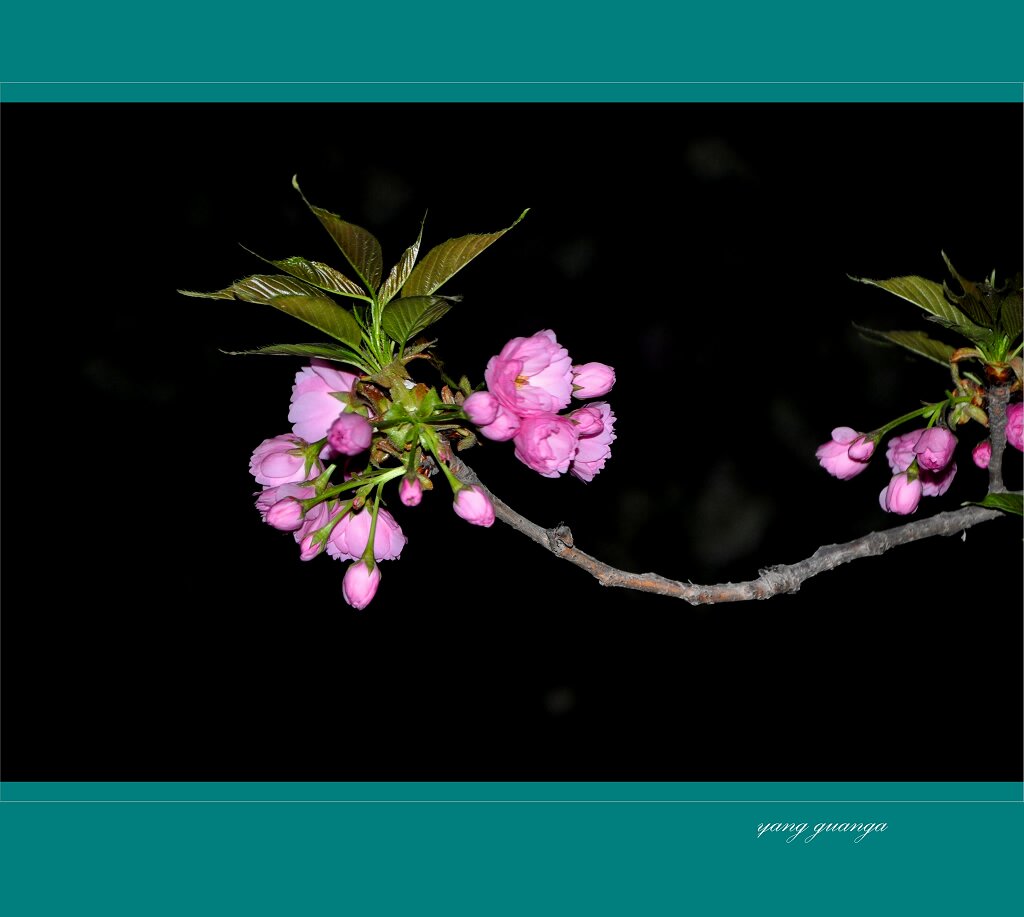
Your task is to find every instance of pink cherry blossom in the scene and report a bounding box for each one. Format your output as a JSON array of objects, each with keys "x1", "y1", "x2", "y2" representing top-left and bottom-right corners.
[
  {"x1": 327, "y1": 507, "x2": 406, "y2": 562},
  {"x1": 462, "y1": 391, "x2": 500, "y2": 426},
  {"x1": 478, "y1": 404, "x2": 522, "y2": 442},
  {"x1": 256, "y1": 483, "x2": 314, "y2": 520},
  {"x1": 885, "y1": 429, "x2": 925, "y2": 473},
  {"x1": 288, "y1": 359, "x2": 360, "y2": 441},
  {"x1": 250, "y1": 435, "x2": 319, "y2": 486},
  {"x1": 816, "y1": 427, "x2": 872, "y2": 480},
  {"x1": 972, "y1": 440, "x2": 992, "y2": 469},
  {"x1": 453, "y1": 485, "x2": 495, "y2": 527},
  {"x1": 879, "y1": 473, "x2": 923, "y2": 515},
  {"x1": 265, "y1": 497, "x2": 305, "y2": 532},
  {"x1": 484, "y1": 329, "x2": 573, "y2": 416},
  {"x1": 513, "y1": 413, "x2": 580, "y2": 478},
  {"x1": 570, "y1": 402, "x2": 617, "y2": 482},
  {"x1": 294, "y1": 500, "x2": 342, "y2": 561},
  {"x1": 571, "y1": 362, "x2": 616, "y2": 398},
  {"x1": 1007, "y1": 402, "x2": 1023, "y2": 452},
  {"x1": 343, "y1": 561, "x2": 381, "y2": 610},
  {"x1": 399, "y1": 476, "x2": 423, "y2": 507},
  {"x1": 327, "y1": 412, "x2": 373, "y2": 456},
  {"x1": 847, "y1": 436, "x2": 876, "y2": 462},
  {"x1": 913, "y1": 427, "x2": 957, "y2": 471},
  {"x1": 920, "y1": 462, "x2": 957, "y2": 498}
]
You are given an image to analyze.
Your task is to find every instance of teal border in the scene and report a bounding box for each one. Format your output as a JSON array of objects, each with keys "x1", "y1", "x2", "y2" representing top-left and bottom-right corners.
[
  {"x1": 2, "y1": 784, "x2": 1022, "y2": 915},
  {"x1": 2, "y1": 82, "x2": 1022, "y2": 103},
  {"x1": 2, "y1": 781, "x2": 1021, "y2": 801}
]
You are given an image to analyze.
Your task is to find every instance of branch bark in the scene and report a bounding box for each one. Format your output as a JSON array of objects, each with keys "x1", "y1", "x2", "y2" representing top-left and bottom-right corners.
[{"x1": 449, "y1": 456, "x2": 1008, "y2": 605}]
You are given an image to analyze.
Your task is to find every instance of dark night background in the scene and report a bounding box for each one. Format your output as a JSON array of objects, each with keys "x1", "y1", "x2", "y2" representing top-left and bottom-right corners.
[{"x1": 2, "y1": 102, "x2": 1021, "y2": 781}]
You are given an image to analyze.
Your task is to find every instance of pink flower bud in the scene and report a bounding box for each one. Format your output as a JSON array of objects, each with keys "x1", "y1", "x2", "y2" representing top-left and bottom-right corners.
[
  {"x1": 265, "y1": 497, "x2": 305, "y2": 532},
  {"x1": 570, "y1": 406, "x2": 605, "y2": 437},
  {"x1": 453, "y1": 485, "x2": 495, "y2": 527},
  {"x1": 847, "y1": 435, "x2": 876, "y2": 462},
  {"x1": 343, "y1": 561, "x2": 381, "y2": 610},
  {"x1": 1007, "y1": 402, "x2": 1023, "y2": 452},
  {"x1": 513, "y1": 413, "x2": 580, "y2": 478},
  {"x1": 250, "y1": 434, "x2": 319, "y2": 486},
  {"x1": 478, "y1": 404, "x2": 521, "y2": 441},
  {"x1": 327, "y1": 412, "x2": 373, "y2": 456},
  {"x1": 816, "y1": 427, "x2": 872, "y2": 480},
  {"x1": 571, "y1": 361, "x2": 616, "y2": 398},
  {"x1": 484, "y1": 329, "x2": 574, "y2": 416},
  {"x1": 879, "y1": 473, "x2": 923, "y2": 515},
  {"x1": 294, "y1": 500, "x2": 342, "y2": 561},
  {"x1": 399, "y1": 476, "x2": 423, "y2": 507},
  {"x1": 972, "y1": 440, "x2": 991, "y2": 469},
  {"x1": 463, "y1": 391, "x2": 500, "y2": 426},
  {"x1": 288, "y1": 359, "x2": 360, "y2": 441},
  {"x1": 570, "y1": 402, "x2": 616, "y2": 483},
  {"x1": 913, "y1": 427, "x2": 957, "y2": 471}
]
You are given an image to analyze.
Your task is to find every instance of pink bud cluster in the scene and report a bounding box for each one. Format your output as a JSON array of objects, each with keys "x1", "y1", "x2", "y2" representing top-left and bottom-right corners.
[
  {"x1": 463, "y1": 330, "x2": 617, "y2": 482},
  {"x1": 816, "y1": 424, "x2": 960, "y2": 516},
  {"x1": 249, "y1": 359, "x2": 497, "y2": 611}
]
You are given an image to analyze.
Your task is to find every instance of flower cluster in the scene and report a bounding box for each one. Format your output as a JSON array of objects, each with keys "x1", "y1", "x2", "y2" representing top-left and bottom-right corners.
[
  {"x1": 817, "y1": 400, "x2": 1023, "y2": 516},
  {"x1": 462, "y1": 330, "x2": 617, "y2": 482},
  {"x1": 250, "y1": 359, "x2": 496, "y2": 610}
]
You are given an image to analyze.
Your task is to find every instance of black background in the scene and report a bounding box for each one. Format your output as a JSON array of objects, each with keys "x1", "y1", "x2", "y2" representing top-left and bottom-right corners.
[{"x1": 2, "y1": 103, "x2": 1021, "y2": 780}]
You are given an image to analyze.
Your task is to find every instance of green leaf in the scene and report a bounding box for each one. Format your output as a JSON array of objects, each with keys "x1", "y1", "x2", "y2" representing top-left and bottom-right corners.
[
  {"x1": 180, "y1": 274, "x2": 365, "y2": 348},
  {"x1": 220, "y1": 341, "x2": 371, "y2": 372},
  {"x1": 853, "y1": 325, "x2": 955, "y2": 367},
  {"x1": 269, "y1": 295, "x2": 364, "y2": 349},
  {"x1": 381, "y1": 295, "x2": 454, "y2": 347},
  {"x1": 378, "y1": 217, "x2": 425, "y2": 308},
  {"x1": 293, "y1": 176, "x2": 383, "y2": 293},
  {"x1": 1000, "y1": 289, "x2": 1022, "y2": 341},
  {"x1": 402, "y1": 209, "x2": 529, "y2": 297},
  {"x1": 966, "y1": 491, "x2": 1023, "y2": 516},
  {"x1": 851, "y1": 272, "x2": 991, "y2": 345},
  {"x1": 265, "y1": 254, "x2": 370, "y2": 301}
]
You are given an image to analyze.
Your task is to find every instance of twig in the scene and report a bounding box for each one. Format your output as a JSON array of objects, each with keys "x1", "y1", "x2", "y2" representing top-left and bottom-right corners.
[{"x1": 449, "y1": 456, "x2": 1009, "y2": 604}]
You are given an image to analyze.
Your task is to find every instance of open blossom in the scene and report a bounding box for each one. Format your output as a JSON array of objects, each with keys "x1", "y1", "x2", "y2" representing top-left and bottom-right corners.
[
  {"x1": 920, "y1": 462, "x2": 956, "y2": 497},
  {"x1": 571, "y1": 362, "x2": 616, "y2": 399},
  {"x1": 886, "y1": 429, "x2": 924, "y2": 473},
  {"x1": 513, "y1": 413, "x2": 580, "y2": 477},
  {"x1": 1007, "y1": 402, "x2": 1023, "y2": 452},
  {"x1": 570, "y1": 402, "x2": 616, "y2": 482},
  {"x1": 484, "y1": 329, "x2": 573, "y2": 416},
  {"x1": 342, "y1": 561, "x2": 381, "y2": 610},
  {"x1": 250, "y1": 435, "x2": 319, "y2": 486},
  {"x1": 327, "y1": 412, "x2": 373, "y2": 456},
  {"x1": 879, "y1": 472, "x2": 923, "y2": 515},
  {"x1": 327, "y1": 507, "x2": 406, "y2": 562},
  {"x1": 288, "y1": 359, "x2": 360, "y2": 441},
  {"x1": 816, "y1": 427, "x2": 873, "y2": 480},
  {"x1": 913, "y1": 427, "x2": 957, "y2": 471},
  {"x1": 453, "y1": 485, "x2": 495, "y2": 527}
]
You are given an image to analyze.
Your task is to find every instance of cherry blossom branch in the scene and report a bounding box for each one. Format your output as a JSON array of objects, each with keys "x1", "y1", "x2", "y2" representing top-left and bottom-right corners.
[{"x1": 449, "y1": 456, "x2": 1007, "y2": 604}]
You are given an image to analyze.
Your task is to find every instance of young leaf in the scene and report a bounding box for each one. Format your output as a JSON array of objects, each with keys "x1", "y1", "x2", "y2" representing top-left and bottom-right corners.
[
  {"x1": 851, "y1": 273, "x2": 991, "y2": 345},
  {"x1": 180, "y1": 273, "x2": 322, "y2": 303},
  {"x1": 265, "y1": 254, "x2": 370, "y2": 301},
  {"x1": 402, "y1": 209, "x2": 529, "y2": 297},
  {"x1": 853, "y1": 325, "x2": 955, "y2": 367},
  {"x1": 292, "y1": 176, "x2": 383, "y2": 294},
  {"x1": 378, "y1": 216, "x2": 425, "y2": 308},
  {"x1": 940, "y1": 252, "x2": 996, "y2": 328},
  {"x1": 221, "y1": 342, "x2": 372, "y2": 372},
  {"x1": 998, "y1": 288, "x2": 1022, "y2": 341},
  {"x1": 966, "y1": 491, "x2": 1023, "y2": 516},
  {"x1": 381, "y1": 295, "x2": 454, "y2": 347},
  {"x1": 268, "y1": 295, "x2": 364, "y2": 349}
]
